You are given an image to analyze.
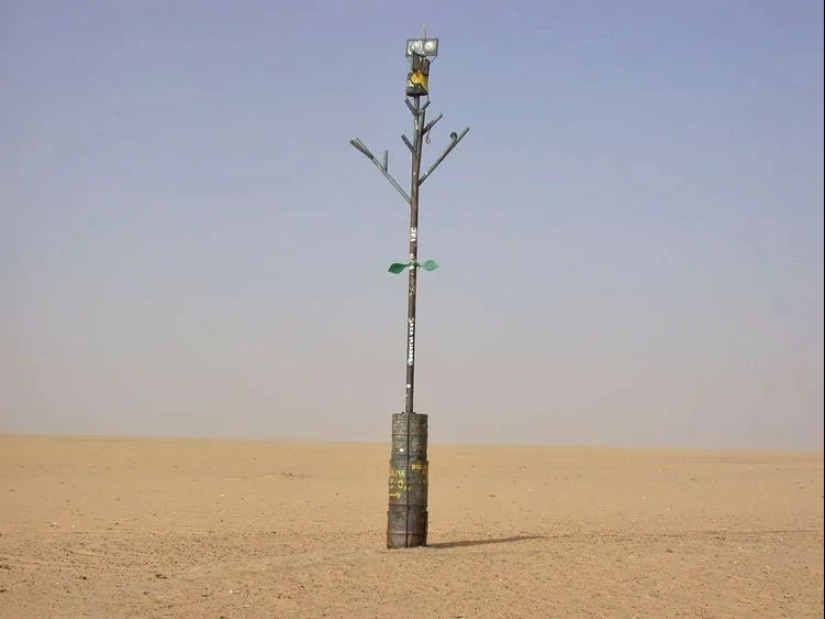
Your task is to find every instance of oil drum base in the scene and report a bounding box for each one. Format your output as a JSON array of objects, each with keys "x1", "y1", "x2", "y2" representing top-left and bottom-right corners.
[{"x1": 386, "y1": 412, "x2": 429, "y2": 549}]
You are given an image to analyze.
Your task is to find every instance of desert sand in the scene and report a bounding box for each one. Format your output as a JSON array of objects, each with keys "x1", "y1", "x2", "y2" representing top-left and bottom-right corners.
[{"x1": 0, "y1": 434, "x2": 822, "y2": 619}]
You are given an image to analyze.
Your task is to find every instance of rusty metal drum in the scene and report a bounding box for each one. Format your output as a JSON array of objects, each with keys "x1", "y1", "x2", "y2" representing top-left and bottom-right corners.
[{"x1": 386, "y1": 412, "x2": 429, "y2": 549}]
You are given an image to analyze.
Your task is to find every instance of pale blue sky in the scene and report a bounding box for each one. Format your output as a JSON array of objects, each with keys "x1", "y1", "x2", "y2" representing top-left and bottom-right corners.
[{"x1": 1, "y1": 1, "x2": 823, "y2": 449}]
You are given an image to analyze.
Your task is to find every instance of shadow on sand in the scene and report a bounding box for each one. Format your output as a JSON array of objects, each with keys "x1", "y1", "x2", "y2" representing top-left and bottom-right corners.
[{"x1": 428, "y1": 535, "x2": 546, "y2": 549}]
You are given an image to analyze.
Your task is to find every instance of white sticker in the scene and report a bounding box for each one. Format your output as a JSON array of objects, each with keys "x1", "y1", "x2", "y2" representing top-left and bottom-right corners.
[{"x1": 407, "y1": 318, "x2": 415, "y2": 366}]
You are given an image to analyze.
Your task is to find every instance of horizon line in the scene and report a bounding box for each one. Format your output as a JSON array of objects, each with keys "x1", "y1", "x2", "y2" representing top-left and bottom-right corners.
[{"x1": 1, "y1": 431, "x2": 822, "y2": 457}]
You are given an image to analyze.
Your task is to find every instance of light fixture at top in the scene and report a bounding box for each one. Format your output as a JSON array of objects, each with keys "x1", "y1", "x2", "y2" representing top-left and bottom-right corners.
[{"x1": 406, "y1": 38, "x2": 438, "y2": 58}]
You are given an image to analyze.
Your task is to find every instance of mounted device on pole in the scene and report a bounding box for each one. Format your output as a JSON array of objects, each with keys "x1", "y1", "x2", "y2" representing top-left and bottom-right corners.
[{"x1": 349, "y1": 28, "x2": 470, "y2": 549}]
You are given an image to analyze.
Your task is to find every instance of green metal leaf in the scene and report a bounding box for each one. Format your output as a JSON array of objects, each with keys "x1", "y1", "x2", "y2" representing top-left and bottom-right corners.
[
  {"x1": 420, "y1": 259, "x2": 439, "y2": 272},
  {"x1": 388, "y1": 262, "x2": 409, "y2": 274}
]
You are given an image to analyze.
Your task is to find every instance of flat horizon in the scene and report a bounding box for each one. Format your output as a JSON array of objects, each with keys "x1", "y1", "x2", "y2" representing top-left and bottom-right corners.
[{"x1": 2, "y1": 431, "x2": 822, "y2": 457}]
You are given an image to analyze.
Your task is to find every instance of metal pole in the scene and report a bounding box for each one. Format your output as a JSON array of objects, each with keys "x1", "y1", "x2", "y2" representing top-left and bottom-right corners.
[
  {"x1": 348, "y1": 34, "x2": 469, "y2": 549},
  {"x1": 406, "y1": 95, "x2": 423, "y2": 417},
  {"x1": 403, "y1": 95, "x2": 423, "y2": 547}
]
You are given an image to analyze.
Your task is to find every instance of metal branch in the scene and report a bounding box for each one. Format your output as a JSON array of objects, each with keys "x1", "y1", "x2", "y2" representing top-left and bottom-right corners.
[
  {"x1": 418, "y1": 127, "x2": 470, "y2": 186},
  {"x1": 423, "y1": 113, "x2": 443, "y2": 136},
  {"x1": 405, "y1": 98, "x2": 430, "y2": 116},
  {"x1": 349, "y1": 138, "x2": 411, "y2": 205}
]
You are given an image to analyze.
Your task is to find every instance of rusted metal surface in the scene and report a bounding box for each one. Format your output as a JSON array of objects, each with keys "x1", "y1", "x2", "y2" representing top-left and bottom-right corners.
[{"x1": 387, "y1": 412, "x2": 429, "y2": 548}]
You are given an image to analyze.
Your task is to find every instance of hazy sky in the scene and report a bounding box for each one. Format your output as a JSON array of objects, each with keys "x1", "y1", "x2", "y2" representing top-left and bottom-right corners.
[{"x1": 1, "y1": 1, "x2": 823, "y2": 450}]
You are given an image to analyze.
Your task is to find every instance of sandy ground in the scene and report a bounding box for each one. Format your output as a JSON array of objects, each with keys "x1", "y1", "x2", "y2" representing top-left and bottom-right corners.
[{"x1": 0, "y1": 435, "x2": 822, "y2": 619}]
